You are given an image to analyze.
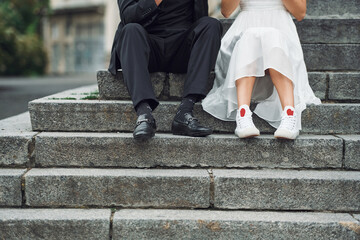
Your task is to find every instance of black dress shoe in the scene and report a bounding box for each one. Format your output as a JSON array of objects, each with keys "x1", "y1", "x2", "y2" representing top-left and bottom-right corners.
[
  {"x1": 171, "y1": 112, "x2": 213, "y2": 137},
  {"x1": 133, "y1": 114, "x2": 156, "y2": 141}
]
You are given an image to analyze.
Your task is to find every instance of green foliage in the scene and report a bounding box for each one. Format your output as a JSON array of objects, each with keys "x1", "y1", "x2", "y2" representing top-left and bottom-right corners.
[
  {"x1": 48, "y1": 97, "x2": 77, "y2": 100},
  {"x1": 0, "y1": 0, "x2": 49, "y2": 76},
  {"x1": 81, "y1": 95, "x2": 99, "y2": 100}
]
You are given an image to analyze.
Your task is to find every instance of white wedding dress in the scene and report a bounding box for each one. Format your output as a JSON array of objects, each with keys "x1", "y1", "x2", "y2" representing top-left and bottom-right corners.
[{"x1": 202, "y1": 0, "x2": 321, "y2": 130}]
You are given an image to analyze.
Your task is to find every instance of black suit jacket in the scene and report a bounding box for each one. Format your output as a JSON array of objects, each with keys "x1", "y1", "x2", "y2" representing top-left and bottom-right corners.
[{"x1": 108, "y1": 0, "x2": 209, "y2": 75}]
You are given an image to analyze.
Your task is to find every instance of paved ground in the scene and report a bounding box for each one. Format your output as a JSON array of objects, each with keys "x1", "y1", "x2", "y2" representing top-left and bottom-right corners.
[{"x1": 0, "y1": 73, "x2": 97, "y2": 120}]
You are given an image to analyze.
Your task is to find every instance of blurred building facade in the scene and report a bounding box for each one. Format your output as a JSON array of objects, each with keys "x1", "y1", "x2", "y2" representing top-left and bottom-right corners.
[{"x1": 44, "y1": 0, "x2": 222, "y2": 74}]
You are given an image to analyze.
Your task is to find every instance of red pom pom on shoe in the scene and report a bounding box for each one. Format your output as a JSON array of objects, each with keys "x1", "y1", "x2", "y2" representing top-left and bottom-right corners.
[
  {"x1": 287, "y1": 108, "x2": 294, "y2": 116},
  {"x1": 240, "y1": 108, "x2": 246, "y2": 117}
]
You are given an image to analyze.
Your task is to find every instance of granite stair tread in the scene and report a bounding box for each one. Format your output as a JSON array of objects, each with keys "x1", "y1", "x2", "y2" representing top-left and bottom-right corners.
[
  {"x1": 220, "y1": 18, "x2": 360, "y2": 44},
  {"x1": 2, "y1": 114, "x2": 359, "y2": 170},
  {"x1": 22, "y1": 168, "x2": 360, "y2": 211},
  {"x1": 0, "y1": 208, "x2": 110, "y2": 240},
  {"x1": 29, "y1": 93, "x2": 360, "y2": 134},
  {"x1": 113, "y1": 209, "x2": 360, "y2": 240},
  {"x1": 1, "y1": 208, "x2": 359, "y2": 240},
  {"x1": 97, "y1": 70, "x2": 360, "y2": 101},
  {"x1": 33, "y1": 132, "x2": 350, "y2": 169}
]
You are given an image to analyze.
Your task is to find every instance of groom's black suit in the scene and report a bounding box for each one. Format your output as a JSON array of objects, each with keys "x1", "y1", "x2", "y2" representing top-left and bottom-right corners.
[{"x1": 109, "y1": 0, "x2": 222, "y2": 110}]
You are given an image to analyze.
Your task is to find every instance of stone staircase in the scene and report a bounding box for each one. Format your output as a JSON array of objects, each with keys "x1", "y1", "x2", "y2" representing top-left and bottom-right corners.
[{"x1": 1, "y1": 1, "x2": 360, "y2": 239}]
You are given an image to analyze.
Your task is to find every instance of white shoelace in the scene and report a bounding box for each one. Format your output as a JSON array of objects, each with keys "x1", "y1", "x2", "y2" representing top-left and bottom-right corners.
[{"x1": 279, "y1": 114, "x2": 297, "y2": 131}]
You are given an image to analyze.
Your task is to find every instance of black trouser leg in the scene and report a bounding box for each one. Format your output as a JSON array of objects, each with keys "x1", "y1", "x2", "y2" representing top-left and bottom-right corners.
[
  {"x1": 118, "y1": 23, "x2": 161, "y2": 110},
  {"x1": 167, "y1": 17, "x2": 222, "y2": 100}
]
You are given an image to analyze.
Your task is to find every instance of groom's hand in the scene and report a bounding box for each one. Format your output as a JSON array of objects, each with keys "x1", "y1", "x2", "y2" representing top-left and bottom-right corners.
[{"x1": 155, "y1": 0, "x2": 163, "y2": 6}]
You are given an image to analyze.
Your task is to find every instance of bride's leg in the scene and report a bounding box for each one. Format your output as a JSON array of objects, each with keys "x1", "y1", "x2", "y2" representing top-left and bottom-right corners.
[
  {"x1": 269, "y1": 68, "x2": 299, "y2": 139},
  {"x1": 234, "y1": 76, "x2": 260, "y2": 138},
  {"x1": 268, "y1": 68, "x2": 294, "y2": 109},
  {"x1": 235, "y1": 77, "x2": 256, "y2": 107}
]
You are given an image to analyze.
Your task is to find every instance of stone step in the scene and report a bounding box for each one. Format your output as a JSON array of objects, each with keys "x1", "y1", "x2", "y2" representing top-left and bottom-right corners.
[
  {"x1": 29, "y1": 90, "x2": 360, "y2": 134},
  {"x1": 306, "y1": 0, "x2": 359, "y2": 17},
  {"x1": 1, "y1": 209, "x2": 358, "y2": 240},
  {"x1": 6, "y1": 113, "x2": 357, "y2": 170},
  {"x1": 303, "y1": 44, "x2": 360, "y2": 71},
  {"x1": 0, "y1": 112, "x2": 37, "y2": 168},
  {"x1": 220, "y1": 18, "x2": 360, "y2": 44},
  {"x1": 34, "y1": 132, "x2": 351, "y2": 170},
  {"x1": 0, "y1": 169, "x2": 26, "y2": 207},
  {"x1": 97, "y1": 70, "x2": 360, "y2": 102},
  {"x1": 24, "y1": 168, "x2": 210, "y2": 208},
  {"x1": 0, "y1": 209, "x2": 110, "y2": 240},
  {"x1": 23, "y1": 168, "x2": 360, "y2": 211},
  {"x1": 296, "y1": 19, "x2": 359, "y2": 44},
  {"x1": 113, "y1": 209, "x2": 360, "y2": 239},
  {"x1": 213, "y1": 169, "x2": 360, "y2": 211},
  {"x1": 328, "y1": 72, "x2": 360, "y2": 101},
  {"x1": 342, "y1": 135, "x2": 360, "y2": 170}
]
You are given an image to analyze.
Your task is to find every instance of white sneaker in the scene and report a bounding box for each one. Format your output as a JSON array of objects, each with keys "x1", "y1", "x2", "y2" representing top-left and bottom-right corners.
[
  {"x1": 274, "y1": 106, "x2": 299, "y2": 140},
  {"x1": 235, "y1": 105, "x2": 260, "y2": 138}
]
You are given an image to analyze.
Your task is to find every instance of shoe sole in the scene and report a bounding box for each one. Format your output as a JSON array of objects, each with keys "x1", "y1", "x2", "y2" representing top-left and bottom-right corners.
[
  {"x1": 274, "y1": 130, "x2": 299, "y2": 140},
  {"x1": 239, "y1": 134, "x2": 260, "y2": 139},
  {"x1": 133, "y1": 131, "x2": 155, "y2": 142},
  {"x1": 172, "y1": 131, "x2": 212, "y2": 137},
  {"x1": 171, "y1": 122, "x2": 213, "y2": 137},
  {"x1": 235, "y1": 134, "x2": 260, "y2": 139},
  {"x1": 235, "y1": 128, "x2": 260, "y2": 139},
  {"x1": 274, "y1": 136, "x2": 297, "y2": 140}
]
